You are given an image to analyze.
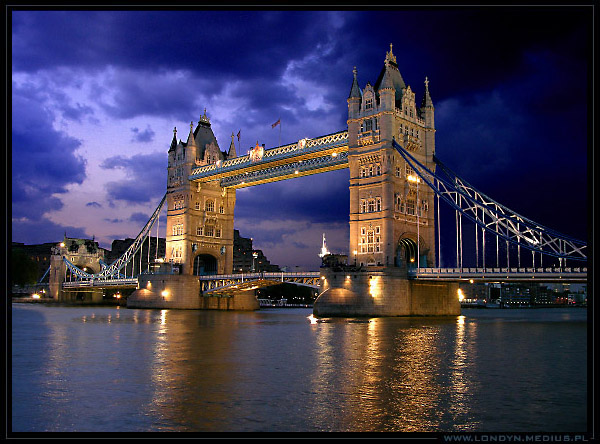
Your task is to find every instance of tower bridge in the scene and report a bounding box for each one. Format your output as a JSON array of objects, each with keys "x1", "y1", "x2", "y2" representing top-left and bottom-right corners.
[{"x1": 51, "y1": 44, "x2": 587, "y2": 316}]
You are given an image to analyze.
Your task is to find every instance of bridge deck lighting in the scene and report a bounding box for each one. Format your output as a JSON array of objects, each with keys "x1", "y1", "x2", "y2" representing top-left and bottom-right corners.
[
  {"x1": 161, "y1": 290, "x2": 169, "y2": 298},
  {"x1": 332, "y1": 152, "x2": 338, "y2": 157},
  {"x1": 458, "y1": 288, "x2": 465, "y2": 302}
]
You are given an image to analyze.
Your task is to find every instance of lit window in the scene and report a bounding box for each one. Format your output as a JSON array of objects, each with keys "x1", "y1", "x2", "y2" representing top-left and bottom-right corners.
[
  {"x1": 358, "y1": 226, "x2": 381, "y2": 255},
  {"x1": 368, "y1": 199, "x2": 375, "y2": 213}
]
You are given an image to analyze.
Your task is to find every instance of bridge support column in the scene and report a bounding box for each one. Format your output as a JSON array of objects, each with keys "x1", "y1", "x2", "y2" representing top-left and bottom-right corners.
[
  {"x1": 200, "y1": 290, "x2": 259, "y2": 311},
  {"x1": 128, "y1": 274, "x2": 202, "y2": 309},
  {"x1": 313, "y1": 267, "x2": 460, "y2": 317}
]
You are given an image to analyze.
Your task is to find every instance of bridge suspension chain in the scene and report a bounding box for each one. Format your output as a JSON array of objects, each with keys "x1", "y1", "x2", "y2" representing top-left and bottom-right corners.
[
  {"x1": 392, "y1": 139, "x2": 587, "y2": 262},
  {"x1": 62, "y1": 193, "x2": 167, "y2": 280}
]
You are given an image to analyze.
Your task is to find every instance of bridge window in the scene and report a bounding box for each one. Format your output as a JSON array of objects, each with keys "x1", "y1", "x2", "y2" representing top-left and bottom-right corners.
[
  {"x1": 375, "y1": 163, "x2": 381, "y2": 175},
  {"x1": 197, "y1": 227, "x2": 203, "y2": 236},
  {"x1": 395, "y1": 193, "x2": 405, "y2": 213},
  {"x1": 219, "y1": 205, "x2": 224, "y2": 214},
  {"x1": 215, "y1": 228, "x2": 221, "y2": 238},
  {"x1": 360, "y1": 199, "x2": 366, "y2": 213},
  {"x1": 172, "y1": 224, "x2": 184, "y2": 236},
  {"x1": 376, "y1": 197, "x2": 382, "y2": 212},
  {"x1": 365, "y1": 98, "x2": 373, "y2": 110},
  {"x1": 359, "y1": 226, "x2": 381, "y2": 253},
  {"x1": 405, "y1": 164, "x2": 415, "y2": 178},
  {"x1": 364, "y1": 119, "x2": 373, "y2": 132},
  {"x1": 406, "y1": 199, "x2": 415, "y2": 216},
  {"x1": 396, "y1": 166, "x2": 401, "y2": 177},
  {"x1": 368, "y1": 199, "x2": 375, "y2": 213},
  {"x1": 195, "y1": 202, "x2": 200, "y2": 210},
  {"x1": 205, "y1": 225, "x2": 214, "y2": 237},
  {"x1": 205, "y1": 200, "x2": 214, "y2": 212}
]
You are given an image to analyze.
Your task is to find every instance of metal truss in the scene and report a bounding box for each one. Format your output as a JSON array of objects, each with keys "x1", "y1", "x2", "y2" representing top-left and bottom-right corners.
[
  {"x1": 220, "y1": 151, "x2": 349, "y2": 188},
  {"x1": 62, "y1": 194, "x2": 167, "y2": 281},
  {"x1": 199, "y1": 272, "x2": 320, "y2": 293},
  {"x1": 392, "y1": 139, "x2": 587, "y2": 262},
  {"x1": 190, "y1": 130, "x2": 348, "y2": 182}
]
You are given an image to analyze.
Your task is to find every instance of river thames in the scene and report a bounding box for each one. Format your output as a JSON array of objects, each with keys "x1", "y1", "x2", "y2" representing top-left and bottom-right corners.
[{"x1": 10, "y1": 304, "x2": 587, "y2": 434}]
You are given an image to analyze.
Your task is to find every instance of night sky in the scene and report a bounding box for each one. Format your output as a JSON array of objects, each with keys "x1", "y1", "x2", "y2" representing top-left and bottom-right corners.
[{"x1": 10, "y1": 7, "x2": 591, "y2": 271}]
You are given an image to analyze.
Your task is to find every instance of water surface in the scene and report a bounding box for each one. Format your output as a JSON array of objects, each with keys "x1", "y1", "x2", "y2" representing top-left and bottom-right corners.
[{"x1": 11, "y1": 305, "x2": 587, "y2": 433}]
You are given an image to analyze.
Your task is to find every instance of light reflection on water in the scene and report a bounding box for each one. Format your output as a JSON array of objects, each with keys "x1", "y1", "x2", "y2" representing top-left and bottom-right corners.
[{"x1": 11, "y1": 305, "x2": 586, "y2": 433}]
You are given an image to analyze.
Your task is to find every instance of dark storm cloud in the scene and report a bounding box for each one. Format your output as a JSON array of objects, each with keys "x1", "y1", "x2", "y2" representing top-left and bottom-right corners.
[
  {"x1": 131, "y1": 126, "x2": 155, "y2": 143},
  {"x1": 12, "y1": 218, "x2": 88, "y2": 245},
  {"x1": 100, "y1": 152, "x2": 166, "y2": 204},
  {"x1": 12, "y1": 10, "x2": 340, "y2": 78},
  {"x1": 129, "y1": 212, "x2": 151, "y2": 224},
  {"x1": 12, "y1": 83, "x2": 87, "y2": 221},
  {"x1": 235, "y1": 169, "x2": 350, "y2": 226}
]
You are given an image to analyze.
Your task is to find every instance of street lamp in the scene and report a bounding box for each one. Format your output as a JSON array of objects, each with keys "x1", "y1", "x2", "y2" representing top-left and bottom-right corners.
[
  {"x1": 252, "y1": 252, "x2": 258, "y2": 272},
  {"x1": 353, "y1": 250, "x2": 357, "y2": 267},
  {"x1": 407, "y1": 174, "x2": 421, "y2": 269}
]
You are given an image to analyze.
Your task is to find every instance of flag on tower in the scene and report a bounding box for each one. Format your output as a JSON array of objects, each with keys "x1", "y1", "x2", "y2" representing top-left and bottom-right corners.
[
  {"x1": 237, "y1": 130, "x2": 241, "y2": 141},
  {"x1": 271, "y1": 118, "x2": 281, "y2": 129}
]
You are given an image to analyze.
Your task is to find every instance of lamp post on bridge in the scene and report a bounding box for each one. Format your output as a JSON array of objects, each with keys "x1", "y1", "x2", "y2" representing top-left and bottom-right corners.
[{"x1": 408, "y1": 174, "x2": 420, "y2": 270}]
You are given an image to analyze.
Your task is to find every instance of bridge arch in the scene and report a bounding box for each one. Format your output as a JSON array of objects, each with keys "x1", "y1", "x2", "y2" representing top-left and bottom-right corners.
[
  {"x1": 396, "y1": 235, "x2": 418, "y2": 268},
  {"x1": 193, "y1": 254, "x2": 218, "y2": 276}
]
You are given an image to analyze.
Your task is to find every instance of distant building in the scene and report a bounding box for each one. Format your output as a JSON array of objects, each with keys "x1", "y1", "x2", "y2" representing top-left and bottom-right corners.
[
  {"x1": 12, "y1": 238, "x2": 109, "y2": 281},
  {"x1": 12, "y1": 241, "x2": 57, "y2": 281},
  {"x1": 233, "y1": 230, "x2": 280, "y2": 272}
]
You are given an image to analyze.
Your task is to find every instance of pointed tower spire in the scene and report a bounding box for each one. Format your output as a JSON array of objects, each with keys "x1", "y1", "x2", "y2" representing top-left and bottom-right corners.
[
  {"x1": 228, "y1": 132, "x2": 237, "y2": 158},
  {"x1": 421, "y1": 76, "x2": 433, "y2": 108},
  {"x1": 169, "y1": 126, "x2": 178, "y2": 152},
  {"x1": 349, "y1": 66, "x2": 361, "y2": 99},
  {"x1": 186, "y1": 121, "x2": 196, "y2": 146}
]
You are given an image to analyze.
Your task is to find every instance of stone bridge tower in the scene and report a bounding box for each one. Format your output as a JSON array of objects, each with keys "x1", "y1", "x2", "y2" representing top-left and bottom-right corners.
[
  {"x1": 165, "y1": 110, "x2": 237, "y2": 275},
  {"x1": 49, "y1": 237, "x2": 105, "y2": 299},
  {"x1": 347, "y1": 44, "x2": 436, "y2": 269}
]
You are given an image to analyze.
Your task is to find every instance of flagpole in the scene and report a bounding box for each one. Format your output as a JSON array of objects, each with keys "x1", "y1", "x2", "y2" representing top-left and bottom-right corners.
[{"x1": 279, "y1": 118, "x2": 281, "y2": 148}]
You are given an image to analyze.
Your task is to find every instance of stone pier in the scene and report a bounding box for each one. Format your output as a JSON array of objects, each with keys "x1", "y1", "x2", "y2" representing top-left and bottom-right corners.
[
  {"x1": 127, "y1": 272, "x2": 259, "y2": 310},
  {"x1": 313, "y1": 266, "x2": 460, "y2": 317}
]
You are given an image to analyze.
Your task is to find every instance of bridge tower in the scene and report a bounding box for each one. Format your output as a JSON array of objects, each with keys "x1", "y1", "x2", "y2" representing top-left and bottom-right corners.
[
  {"x1": 165, "y1": 110, "x2": 237, "y2": 275},
  {"x1": 49, "y1": 237, "x2": 105, "y2": 300},
  {"x1": 347, "y1": 44, "x2": 436, "y2": 270}
]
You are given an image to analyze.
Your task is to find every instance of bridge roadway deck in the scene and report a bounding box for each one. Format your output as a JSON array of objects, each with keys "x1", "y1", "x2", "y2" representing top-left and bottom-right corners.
[
  {"x1": 412, "y1": 267, "x2": 588, "y2": 283},
  {"x1": 60, "y1": 267, "x2": 587, "y2": 290}
]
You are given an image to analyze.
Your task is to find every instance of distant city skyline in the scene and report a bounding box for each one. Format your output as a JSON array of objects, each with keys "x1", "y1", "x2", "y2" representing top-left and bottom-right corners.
[{"x1": 11, "y1": 7, "x2": 590, "y2": 270}]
